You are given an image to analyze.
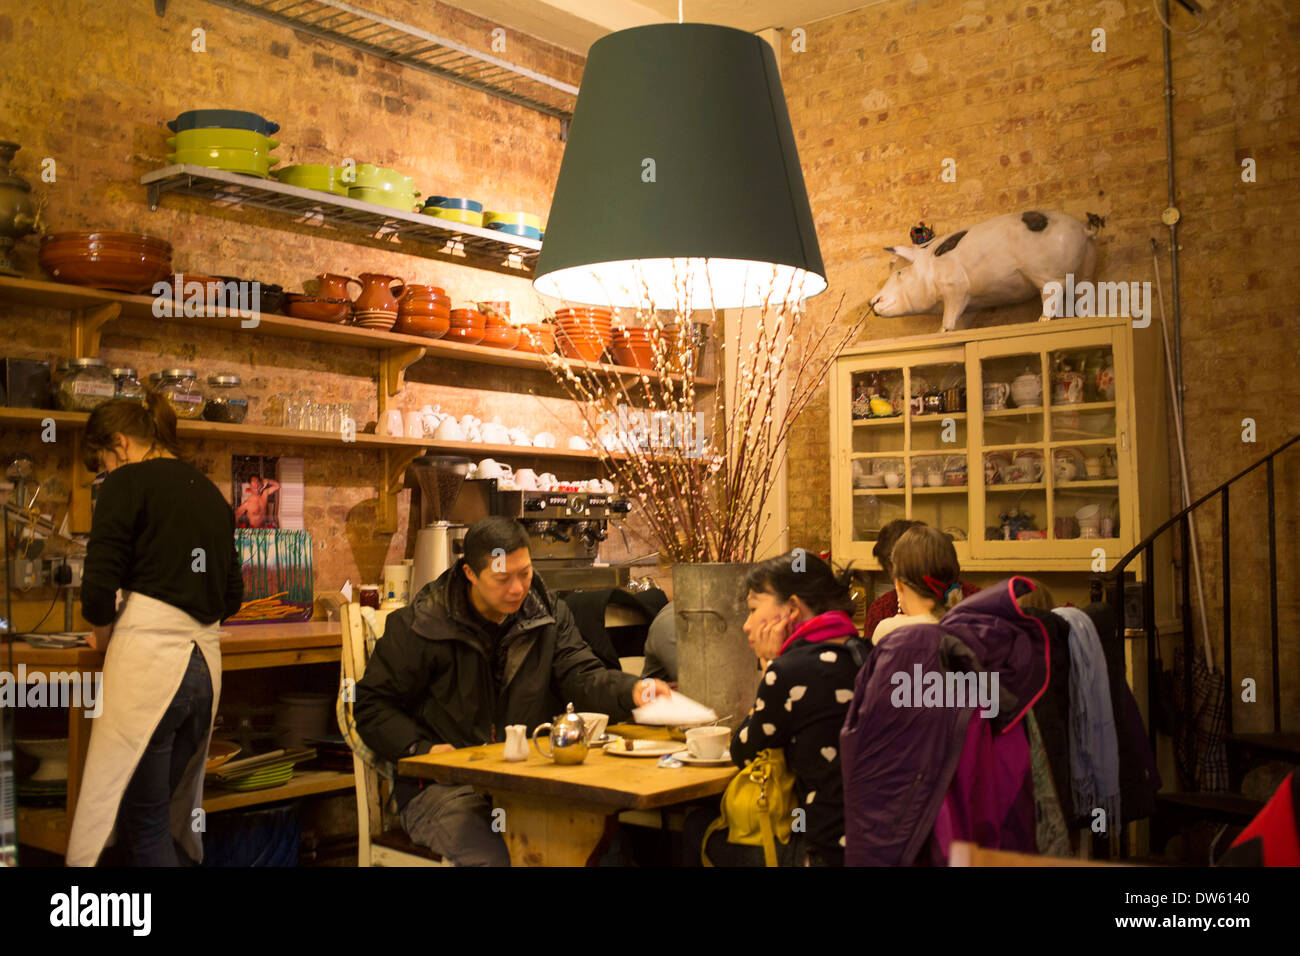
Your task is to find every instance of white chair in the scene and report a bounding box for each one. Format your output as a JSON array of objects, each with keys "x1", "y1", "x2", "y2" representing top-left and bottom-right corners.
[{"x1": 338, "y1": 601, "x2": 451, "y2": 867}]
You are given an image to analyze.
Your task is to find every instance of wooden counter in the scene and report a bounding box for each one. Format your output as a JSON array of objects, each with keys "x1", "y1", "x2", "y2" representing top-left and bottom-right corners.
[{"x1": 5, "y1": 621, "x2": 348, "y2": 858}]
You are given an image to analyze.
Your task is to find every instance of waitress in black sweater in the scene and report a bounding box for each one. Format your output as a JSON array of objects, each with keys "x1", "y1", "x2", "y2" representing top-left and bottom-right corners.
[{"x1": 66, "y1": 393, "x2": 243, "y2": 867}]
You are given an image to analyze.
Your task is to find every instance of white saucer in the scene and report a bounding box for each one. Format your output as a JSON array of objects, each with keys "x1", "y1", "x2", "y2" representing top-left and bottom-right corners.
[{"x1": 670, "y1": 749, "x2": 732, "y2": 767}]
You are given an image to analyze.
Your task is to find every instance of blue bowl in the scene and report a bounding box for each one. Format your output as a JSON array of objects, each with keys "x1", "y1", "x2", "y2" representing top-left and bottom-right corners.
[
  {"x1": 167, "y1": 109, "x2": 280, "y2": 136},
  {"x1": 424, "y1": 196, "x2": 483, "y2": 213},
  {"x1": 486, "y1": 222, "x2": 543, "y2": 240}
]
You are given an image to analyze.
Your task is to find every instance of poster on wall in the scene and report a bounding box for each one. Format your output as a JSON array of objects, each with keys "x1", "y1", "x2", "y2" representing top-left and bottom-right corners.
[
  {"x1": 232, "y1": 456, "x2": 303, "y2": 530},
  {"x1": 228, "y1": 529, "x2": 314, "y2": 625}
]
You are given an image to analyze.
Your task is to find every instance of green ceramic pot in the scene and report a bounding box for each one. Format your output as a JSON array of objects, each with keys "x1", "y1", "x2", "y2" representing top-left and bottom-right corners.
[{"x1": 166, "y1": 128, "x2": 279, "y2": 153}]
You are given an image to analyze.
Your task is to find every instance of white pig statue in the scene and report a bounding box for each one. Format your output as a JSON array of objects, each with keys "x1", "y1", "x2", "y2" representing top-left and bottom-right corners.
[{"x1": 869, "y1": 210, "x2": 1103, "y2": 332}]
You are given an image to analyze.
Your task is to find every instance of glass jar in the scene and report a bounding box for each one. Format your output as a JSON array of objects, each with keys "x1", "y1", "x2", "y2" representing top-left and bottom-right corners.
[
  {"x1": 203, "y1": 373, "x2": 249, "y2": 424},
  {"x1": 56, "y1": 358, "x2": 116, "y2": 412},
  {"x1": 111, "y1": 367, "x2": 146, "y2": 402},
  {"x1": 159, "y1": 367, "x2": 205, "y2": 420}
]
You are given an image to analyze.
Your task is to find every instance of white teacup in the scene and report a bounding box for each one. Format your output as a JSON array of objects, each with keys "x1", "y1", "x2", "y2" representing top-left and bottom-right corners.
[
  {"x1": 539, "y1": 472, "x2": 557, "y2": 487},
  {"x1": 926, "y1": 470, "x2": 944, "y2": 487},
  {"x1": 685, "y1": 725, "x2": 729, "y2": 760},
  {"x1": 883, "y1": 472, "x2": 901, "y2": 489},
  {"x1": 568, "y1": 435, "x2": 590, "y2": 450},
  {"x1": 515, "y1": 468, "x2": 539, "y2": 490},
  {"x1": 533, "y1": 431, "x2": 556, "y2": 448},
  {"x1": 601, "y1": 479, "x2": 615, "y2": 493},
  {"x1": 577, "y1": 712, "x2": 609, "y2": 745},
  {"x1": 481, "y1": 421, "x2": 510, "y2": 444},
  {"x1": 404, "y1": 410, "x2": 425, "y2": 438}
]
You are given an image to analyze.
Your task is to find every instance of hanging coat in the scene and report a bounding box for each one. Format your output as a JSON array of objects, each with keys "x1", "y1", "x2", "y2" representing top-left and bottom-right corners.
[{"x1": 65, "y1": 592, "x2": 222, "y2": 866}]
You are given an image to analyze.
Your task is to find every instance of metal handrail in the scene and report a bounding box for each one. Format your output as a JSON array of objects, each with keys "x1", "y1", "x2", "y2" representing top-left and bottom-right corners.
[{"x1": 1100, "y1": 432, "x2": 1298, "y2": 767}]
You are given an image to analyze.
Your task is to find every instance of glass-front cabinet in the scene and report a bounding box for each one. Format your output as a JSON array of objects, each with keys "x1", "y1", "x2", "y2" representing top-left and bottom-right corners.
[{"x1": 831, "y1": 317, "x2": 1145, "y2": 571}]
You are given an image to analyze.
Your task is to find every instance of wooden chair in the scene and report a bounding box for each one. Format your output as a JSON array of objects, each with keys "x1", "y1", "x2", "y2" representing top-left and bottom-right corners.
[
  {"x1": 339, "y1": 601, "x2": 451, "y2": 867},
  {"x1": 948, "y1": 840, "x2": 1131, "y2": 866}
]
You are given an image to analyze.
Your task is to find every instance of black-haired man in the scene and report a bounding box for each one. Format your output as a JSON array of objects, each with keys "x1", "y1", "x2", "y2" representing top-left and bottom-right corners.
[{"x1": 354, "y1": 516, "x2": 671, "y2": 865}]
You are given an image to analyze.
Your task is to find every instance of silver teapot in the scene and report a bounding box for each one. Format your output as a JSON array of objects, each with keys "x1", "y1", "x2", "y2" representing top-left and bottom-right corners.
[{"x1": 532, "y1": 703, "x2": 588, "y2": 765}]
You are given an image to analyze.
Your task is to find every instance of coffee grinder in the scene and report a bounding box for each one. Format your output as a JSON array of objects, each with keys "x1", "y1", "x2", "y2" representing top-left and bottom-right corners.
[{"x1": 407, "y1": 455, "x2": 472, "y2": 596}]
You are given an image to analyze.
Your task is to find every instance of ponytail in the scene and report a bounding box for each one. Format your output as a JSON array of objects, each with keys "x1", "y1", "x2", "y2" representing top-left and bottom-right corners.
[{"x1": 82, "y1": 391, "x2": 181, "y2": 471}]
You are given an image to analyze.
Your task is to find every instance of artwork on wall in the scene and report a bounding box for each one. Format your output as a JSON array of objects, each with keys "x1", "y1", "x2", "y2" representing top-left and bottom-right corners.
[{"x1": 228, "y1": 529, "x2": 314, "y2": 625}]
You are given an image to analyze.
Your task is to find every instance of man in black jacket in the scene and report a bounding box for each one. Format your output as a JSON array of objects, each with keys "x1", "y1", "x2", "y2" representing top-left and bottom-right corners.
[{"x1": 354, "y1": 516, "x2": 670, "y2": 865}]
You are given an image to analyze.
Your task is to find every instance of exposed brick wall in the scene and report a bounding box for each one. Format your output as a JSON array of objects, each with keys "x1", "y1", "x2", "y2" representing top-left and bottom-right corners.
[
  {"x1": 780, "y1": 0, "x2": 1299, "y2": 732},
  {"x1": 0, "y1": 0, "x2": 600, "y2": 620}
]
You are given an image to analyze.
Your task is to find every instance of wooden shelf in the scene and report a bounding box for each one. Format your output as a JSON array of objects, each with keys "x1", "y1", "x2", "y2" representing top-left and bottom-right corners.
[
  {"x1": 986, "y1": 482, "x2": 1048, "y2": 491},
  {"x1": 852, "y1": 487, "x2": 905, "y2": 496},
  {"x1": 1054, "y1": 479, "x2": 1120, "y2": 489},
  {"x1": 912, "y1": 485, "x2": 968, "y2": 494},
  {"x1": 1049, "y1": 400, "x2": 1116, "y2": 413},
  {"x1": 912, "y1": 412, "x2": 967, "y2": 422},
  {"x1": 984, "y1": 406, "x2": 1043, "y2": 417},
  {"x1": 851, "y1": 416, "x2": 904, "y2": 427},
  {"x1": 203, "y1": 769, "x2": 355, "y2": 813},
  {"x1": 1048, "y1": 436, "x2": 1117, "y2": 448},
  {"x1": 16, "y1": 770, "x2": 356, "y2": 855},
  {"x1": 0, "y1": 277, "x2": 716, "y2": 389}
]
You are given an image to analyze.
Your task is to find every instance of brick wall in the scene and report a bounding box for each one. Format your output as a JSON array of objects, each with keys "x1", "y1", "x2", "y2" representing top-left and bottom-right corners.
[
  {"x1": 780, "y1": 0, "x2": 1299, "y2": 732},
  {"x1": 0, "y1": 0, "x2": 609, "y2": 619}
]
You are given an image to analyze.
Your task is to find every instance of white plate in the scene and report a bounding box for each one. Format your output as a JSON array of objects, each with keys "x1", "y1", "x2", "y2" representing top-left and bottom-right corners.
[
  {"x1": 603, "y1": 739, "x2": 682, "y2": 758},
  {"x1": 670, "y1": 749, "x2": 732, "y2": 767}
]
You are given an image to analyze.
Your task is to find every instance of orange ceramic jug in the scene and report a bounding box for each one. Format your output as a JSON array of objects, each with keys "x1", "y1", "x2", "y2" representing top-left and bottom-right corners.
[
  {"x1": 316, "y1": 273, "x2": 360, "y2": 300},
  {"x1": 352, "y1": 273, "x2": 406, "y2": 331}
]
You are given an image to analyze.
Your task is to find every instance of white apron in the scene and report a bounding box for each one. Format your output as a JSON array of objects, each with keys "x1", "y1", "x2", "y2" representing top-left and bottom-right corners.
[{"x1": 66, "y1": 592, "x2": 222, "y2": 867}]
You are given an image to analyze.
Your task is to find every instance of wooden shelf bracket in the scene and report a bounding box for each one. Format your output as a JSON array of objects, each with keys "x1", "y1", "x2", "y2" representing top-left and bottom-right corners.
[
  {"x1": 378, "y1": 345, "x2": 427, "y2": 414},
  {"x1": 379, "y1": 446, "x2": 424, "y2": 534},
  {"x1": 72, "y1": 302, "x2": 121, "y2": 357}
]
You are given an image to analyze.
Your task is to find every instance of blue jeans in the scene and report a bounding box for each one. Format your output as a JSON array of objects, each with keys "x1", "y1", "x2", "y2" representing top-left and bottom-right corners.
[{"x1": 117, "y1": 644, "x2": 213, "y2": 866}]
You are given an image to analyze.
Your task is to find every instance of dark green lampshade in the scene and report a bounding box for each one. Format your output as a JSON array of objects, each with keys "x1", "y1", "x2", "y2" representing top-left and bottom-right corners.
[{"x1": 533, "y1": 23, "x2": 826, "y2": 310}]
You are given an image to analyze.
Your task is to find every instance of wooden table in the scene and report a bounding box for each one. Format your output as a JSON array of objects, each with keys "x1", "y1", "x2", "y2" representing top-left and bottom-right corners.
[
  {"x1": 4, "y1": 621, "x2": 345, "y2": 855},
  {"x1": 399, "y1": 724, "x2": 737, "y2": 866}
]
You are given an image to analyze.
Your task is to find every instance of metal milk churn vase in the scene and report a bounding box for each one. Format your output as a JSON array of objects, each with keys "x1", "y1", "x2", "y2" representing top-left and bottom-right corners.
[{"x1": 673, "y1": 562, "x2": 759, "y2": 728}]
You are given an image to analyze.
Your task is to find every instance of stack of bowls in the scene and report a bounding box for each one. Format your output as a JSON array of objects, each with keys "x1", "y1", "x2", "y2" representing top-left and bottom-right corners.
[
  {"x1": 484, "y1": 210, "x2": 543, "y2": 240},
  {"x1": 39, "y1": 231, "x2": 173, "y2": 293},
  {"x1": 274, "y1": 164, "x2": 350, "y2": 196},
  {"x1": 479, "y1": 309, "x2": 520, "y2": 349},
  {"x1": 283, "y1": 293, "x2": 351, "y2": 323},
  {"x1": 446, "y1": 308, "x2": 487, "y2": 345},
  {"x1": 515, "y1": 323, "x2": 556, "y2": 355},
  {"x1": 165, "y1": 110, "x2": 282, "y2": 179},
  {"x1": 348, "y1": 164, "x2": 419, "y2": 211},
  {"x1": 555, "y1": 308, "x2": 612, "y2": 362},
  {"x1": 392, "y1": 285, "x2": 451, "y2": 338},
  {"x1": 423, "y1": 196, "x2": 483, "y2": 228},
  {"x1": 610, "y1": 326, "x2": 657, "y2": 370}
]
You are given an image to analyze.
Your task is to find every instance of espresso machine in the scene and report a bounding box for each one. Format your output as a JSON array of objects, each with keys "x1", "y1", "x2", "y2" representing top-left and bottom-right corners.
[
  {"x1": 407, "y1": 455, "x2": 472, "y2": 596},
  {"x1": 442, "y1": 479, "x2": 635, "y2": 591}
]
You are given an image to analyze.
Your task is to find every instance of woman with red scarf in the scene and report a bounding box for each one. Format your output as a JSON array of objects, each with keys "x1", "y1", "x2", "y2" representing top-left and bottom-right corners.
[{"x1": 700, "y1": 552, "x2": 868, "y2": 866}]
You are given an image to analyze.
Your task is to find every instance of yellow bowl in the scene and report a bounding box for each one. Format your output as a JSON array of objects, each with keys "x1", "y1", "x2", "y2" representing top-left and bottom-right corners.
[
  {"x1": 166, "y1": 128, "x2": 279, "y2": 152},
  {"x1": 166, "y1": 148, "x2": 279, "y2": 177},
  {"x1": 426, "y1": 207, "x2": 484, "y2": 227},
  {"x1": 484, "y1": 210, "x2": 542, "y2": 229}
]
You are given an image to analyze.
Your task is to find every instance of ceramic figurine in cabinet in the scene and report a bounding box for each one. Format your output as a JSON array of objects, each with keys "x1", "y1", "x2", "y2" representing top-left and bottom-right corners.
[{"x1": 868, "y1": 210, "x2": 1103, "y2": 332}]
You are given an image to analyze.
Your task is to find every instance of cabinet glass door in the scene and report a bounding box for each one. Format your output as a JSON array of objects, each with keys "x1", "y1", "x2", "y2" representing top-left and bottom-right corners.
[
  {"x1": 846, "y1": 365, "x2": 907, "y2": 550},
  {"x1": 975, "y1": 347, "x2": 1048, "y2": 546},
  {"x1": 1047, "y1": 341, "x2": 1121, "y2": 542}
]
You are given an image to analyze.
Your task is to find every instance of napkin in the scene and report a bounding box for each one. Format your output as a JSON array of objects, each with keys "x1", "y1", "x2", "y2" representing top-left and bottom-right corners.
[{"x1": 632, "y1": 691, "x2": 716, "y2": 726}]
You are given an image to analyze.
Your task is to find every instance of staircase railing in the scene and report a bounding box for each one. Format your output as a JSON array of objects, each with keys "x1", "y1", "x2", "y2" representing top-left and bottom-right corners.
[{"x1": 1101, "y1": 433, "x2": 1299, "y2": 768}]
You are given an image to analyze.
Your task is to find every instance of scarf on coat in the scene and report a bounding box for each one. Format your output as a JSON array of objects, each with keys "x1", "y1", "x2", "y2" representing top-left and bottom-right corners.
[
  {"x1": 1052, "y1": 606, "x2": 1121, "y2": 830},
  {"x1": 779, "y1": 610, "x2": 860, "y2": 655}
]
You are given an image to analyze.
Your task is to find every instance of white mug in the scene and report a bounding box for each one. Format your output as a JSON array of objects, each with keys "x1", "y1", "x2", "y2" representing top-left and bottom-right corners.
[
  {"x1": 884, "y1": 472, "x2": 901, "y2": 489},
  {"x1": 404, "y1": 410, "x2": 425, "y2": 438},
  {"x1": 482, "y1": 422, "x2": 510, "y2": 444},
  {"x1": 533, "y1": 431, "x2": 556, "y2": 448},
  {"x1": 515, "y1": 468, "x2": 539, "y2": 490},
  {"x1": 477, "y1": 458, "x2": 506, "y2": 480},
  {"x1": 568, "y1": 435, "x2": 590, "y2": 450},
  {"x1": 381, "y1": 409, "x2": 405, "y2": 437}
]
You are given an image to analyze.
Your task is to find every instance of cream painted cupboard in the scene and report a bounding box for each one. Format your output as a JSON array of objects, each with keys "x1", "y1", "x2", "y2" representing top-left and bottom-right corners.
[{"x1": 830, "y1": 315, "x2": 1171, "y2": 573}]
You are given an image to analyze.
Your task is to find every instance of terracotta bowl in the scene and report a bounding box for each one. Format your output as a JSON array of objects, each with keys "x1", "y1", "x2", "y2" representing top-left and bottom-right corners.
[
  {"x1": 516, "y1": 325, "x2": 555, "y2": 354},
  {"x1": 555, "y1": 307, "x2": 612, "y2": 319},
  {"x1": 404, "y1": 284, "x2": 447, "y2": 298},
  {"x1": 392, "y1": 312, "x2": 450, "y2": 338},
  {"x1": 43, "y1": 230, "x2": 172, "y2": 252},
  {"x1": 450, "y1": 308, "x2": 486, "y2": 325},
  {"x1": 354, "y1": 311, "x2": 398, "y2": 332},
  {"x1": 39, "y1": 246, "x2": 172, "y2": 293},
  {"x1": 612, "y1": 346, "x2": 657, "y2": 370},
  {"x1": 558, "y1": 322, "x2": 612, "y2": 346},
  {"x1": 284, "y1": 293, "x2": 351, "y2": 323},
  {"x1": 443, "y1": 326, "x2": 486, "y2": 345},
  {"x1": 165, "y1": 273, "x2": 223, "y2": 303},
  {"x1": 556, "y1": 331, "x2": 605, "y2": 362},
  {"x1": 479, "y1": 327, "x2": 520, "y2": 349}
]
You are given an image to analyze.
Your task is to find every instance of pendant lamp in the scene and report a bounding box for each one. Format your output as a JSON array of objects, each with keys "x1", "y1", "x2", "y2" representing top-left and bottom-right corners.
[{"x1": 533, "y1": 23, "x2": 826, "y2": 311}]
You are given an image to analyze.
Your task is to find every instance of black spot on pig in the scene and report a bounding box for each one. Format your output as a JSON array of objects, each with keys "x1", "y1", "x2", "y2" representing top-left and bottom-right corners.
[
  {"x1": 934, "y1": 231, "x2": 967, "y2": 256},
  {"x1": 1021, "y1": 211, "x2": 1048, "y2": 231}
]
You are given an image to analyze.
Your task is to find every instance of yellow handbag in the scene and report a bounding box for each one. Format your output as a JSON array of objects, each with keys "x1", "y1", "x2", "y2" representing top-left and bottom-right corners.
[{"x1": 701, "y1": 748, "x2": 798, "y2": 867}]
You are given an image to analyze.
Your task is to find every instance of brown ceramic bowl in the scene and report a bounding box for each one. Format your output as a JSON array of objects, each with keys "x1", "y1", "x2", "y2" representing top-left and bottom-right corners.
[
  {"x1": 404, "y1": 284, "x2": 448, "y2": 298},
  {"x1": 165, "y1": 273, "x2": 223, "y2": 303},
  {"x1": 479, "y1": 326, "x2": 520, "y2": 349},
  {"x1": 555, "y1": 307, "x2": 612, "y2": 319},
  {"x1": 392, "y1": 312, "x2": 450, "y2": 338},
  {"x1": 443, "y1": 326, "x2": 486, "y2": 345},
  {"x1": 515, "y1": 325, "x2": 555, "y2": 354},
  {"x1": 353, "y1": 311, "x2": 398, "y2": 332},
  {"x1": 450, "y1": 308, "x2": 486, "y2": 325},
  {"x1": 398, "y1": 300, "x2": 451, "y2": 319},
  {"x1": 284, "y1": 293, "x2": 351, "y2": 323},
  {"x1": 38, "y1": 246, "x2": 172, "y2": 293},
  {"x1": 44, "y1": 230, "x2": 172, "y2": 252}
]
